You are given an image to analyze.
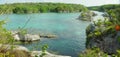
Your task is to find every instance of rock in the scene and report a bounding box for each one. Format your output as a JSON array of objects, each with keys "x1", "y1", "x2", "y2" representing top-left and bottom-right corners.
[
  {"x1": 0, "y1": 44, "x2": 29, "y2": 52},
  {"x1": 12, "y1": 31, "x2": 57, "y2": 42},
  {"x1": 12, "y1": 31, "x2": 21, "y2": 41},
  {"x1": 0, "y1": 44, "x2": 30, "y2": 57},
  {"x1": 78, "y1": 11, "x2": 97, "y2": 21},
  {"x1": 24, "y1": 34, "x2": 40, "y2": 41},
  {"x1": 14, "y1": 45, "x2": 29, "y2": 52},
  {"x1": 102, "y1": 13, "x2": 109, "y2": 17},
  {"x1": 40, "y1": 34, "x2": 57, "y2": 38},
  {"x1": 0, "y1": 44, "x2": 71, "y2": 57},
  {"x1": 13, "y1": 33, "x2": 20, "y2": 41},
  {"x1": 31, "y1": 51, "x2": 71, "y2": 57},
  {"x1": 86, "y1": 22, "x2": 120, "y2": 54},
  {"x1": 86, "y1": 23, "x2": 95, "y2": 35},
  {"x1": 12, "y1": 31, "x2": 40, "y2": 42}
]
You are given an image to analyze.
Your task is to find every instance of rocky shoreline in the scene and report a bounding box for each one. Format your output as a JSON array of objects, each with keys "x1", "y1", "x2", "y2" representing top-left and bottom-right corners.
[
  {"x1": 4, "y1": 31, "x2": 71, "y2": 57},
  {"x1": 11, "y1": 31, "x2": 57, "y2": 42},
  {"x1": 31, "y1": 51, "x2": 71, "y2": 57},
  {"x1": 0, "y1": 44, "x2": 71, "y2": 57}
]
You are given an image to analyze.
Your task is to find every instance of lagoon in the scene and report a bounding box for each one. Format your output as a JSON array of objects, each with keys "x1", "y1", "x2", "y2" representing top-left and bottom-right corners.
[{"x1": 0, "y1": 12, "x2": 102, "y2": 57}]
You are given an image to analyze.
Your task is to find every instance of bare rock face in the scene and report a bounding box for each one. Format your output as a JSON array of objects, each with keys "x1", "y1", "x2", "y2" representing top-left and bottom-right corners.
[
  {"x1": 31, "y1": 51, "x2": 71, "y2": 57},
  {"x1": 13, "y1": 33, "x2": 20, "y2": 41},
  {"x1": 86, "y1": 23, "x2": 120, "y2": 54},
  {"x1": 12, "y1": 31, "x2": 57, "y2": 42},
  {"x1": 24, "y1": 34, "x2": 40, "y2": 41},
  {"x1": 12, "y1": 31, "x2": 40, "y2": 42}
]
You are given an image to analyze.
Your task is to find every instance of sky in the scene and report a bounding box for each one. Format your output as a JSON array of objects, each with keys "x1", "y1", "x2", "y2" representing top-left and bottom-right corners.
[{"x1": 0, "y1": 0, "x2": 119, "y2": 6}]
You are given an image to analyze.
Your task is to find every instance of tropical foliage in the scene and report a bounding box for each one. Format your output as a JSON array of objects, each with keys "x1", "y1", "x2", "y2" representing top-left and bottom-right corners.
[
  {"x1": 88, "y1": 4, "x2": 120, "y2": 12},
  {"x1": 0, "y1": 3, "x2": 88, "y2": 14},
  {"x1": 86, "y1": 4, "x2": 120, "y2": 57}
]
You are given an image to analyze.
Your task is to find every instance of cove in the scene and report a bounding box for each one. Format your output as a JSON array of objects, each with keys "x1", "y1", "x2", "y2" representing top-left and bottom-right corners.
[{"x1": 0, "y1": 13, "x2": 92, "y2": 57}]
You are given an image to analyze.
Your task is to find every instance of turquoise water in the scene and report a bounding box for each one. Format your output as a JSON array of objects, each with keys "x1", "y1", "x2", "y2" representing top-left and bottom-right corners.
[{"x1": 0, "y1": 13, "x2": 90, "y2": 57}]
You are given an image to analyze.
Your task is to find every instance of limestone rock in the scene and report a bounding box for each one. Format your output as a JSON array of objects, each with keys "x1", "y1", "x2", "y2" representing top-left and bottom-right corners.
[
  {"x1": 24, "y1": 34, "x2": 40, "y2": 41},
  {"x1": 31, "y1": 51, "x2": 71, "y2": 57},
  {"x1": 86, "y1": 23, "x2": 120, "y2": 54},
  {"x1": 12, "y1": 31, "x2": 40, "y2": 42}
]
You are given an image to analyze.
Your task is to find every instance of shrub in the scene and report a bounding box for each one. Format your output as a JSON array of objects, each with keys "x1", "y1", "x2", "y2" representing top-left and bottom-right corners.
[
  {"x1": 79, "y1": 48, "x2": 108, "y2": 57},
  {"x1": 0, "y1": 20, "x2": 14, "y2": 44},
  {"x1": 0, "y1": 20, "x2": 31, "y2": 57}
]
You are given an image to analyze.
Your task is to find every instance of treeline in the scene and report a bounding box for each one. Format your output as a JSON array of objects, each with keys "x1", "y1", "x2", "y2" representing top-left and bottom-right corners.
[
  {"x1": 0, "y1": 3, "x2": 88, "y2": 14},
  {"x1": 88, "y1": 4, "x2": 120, "y2": 12},
  {"x1": 88, "y1": 4, "x2": 120, "y2": 20},
  {"x1": 107, "y1": 8, "x2": 120, "y2": 21}
]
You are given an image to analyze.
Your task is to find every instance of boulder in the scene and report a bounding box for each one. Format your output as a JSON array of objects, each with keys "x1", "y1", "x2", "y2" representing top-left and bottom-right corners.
[
  {"x1": 78, "y1": 11, "x2": 97, "y2": 21},
  {"x1": 24, "y1": 34, "x2": 40, "y2": 41},
  {"x1": 12, "y1": 31, "x2": 57, "y2": 42},
  {"x1": 14, "y1": 45, "x2": 29, "y2": 52},
  {"x1": 31, "y1": 51, "x2": 71, "y2": 57},
  {"x1": 12, "y1": 31, "x2": 40, "y2": 42},
  {"x1": 13, "y1": 33, "x2": 20, "y2": 41}
]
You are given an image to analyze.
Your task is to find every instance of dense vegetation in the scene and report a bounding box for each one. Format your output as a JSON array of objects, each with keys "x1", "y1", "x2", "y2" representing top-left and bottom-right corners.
[
  {"x1": 0, "y1": 3, "x2": 88, "y2": 14},
  {"x1": 88, "y1": 4, "x2": 120, "y2": 12},
  {"x1": 79, "y1": 48, "x2": 120, "y2": 57},
  {"x1": 78, "y1": 11, "x2": 97, "y2": 21},
  {"x1": 109, "y1": 8, "x2": 120, "y2": 21},
  {"x1": 0, "y1": 20, "x2": 15, "y2": 45},
  {"x1": 83, "y1": 4, "x2": 120, "y2": 57}
]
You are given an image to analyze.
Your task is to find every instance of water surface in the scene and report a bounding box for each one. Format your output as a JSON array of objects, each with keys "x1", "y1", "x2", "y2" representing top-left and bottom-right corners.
[{"x1": 0, "y1": 12, "x2": 103, "y2": 57}]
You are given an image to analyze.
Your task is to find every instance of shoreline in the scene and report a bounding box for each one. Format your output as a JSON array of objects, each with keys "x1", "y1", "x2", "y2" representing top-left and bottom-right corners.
[{"x1": 0, "y1": 44, "x2": 71, "y2": 57}]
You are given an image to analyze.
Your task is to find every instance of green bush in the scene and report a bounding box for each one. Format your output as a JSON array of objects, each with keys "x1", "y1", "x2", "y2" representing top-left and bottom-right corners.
[
  {"x1": 0, "y1": 20, "x2": 14, "y2": 44},
  {"x1": 79, "y1": 48, "x2": 108, "y2": 57}
]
